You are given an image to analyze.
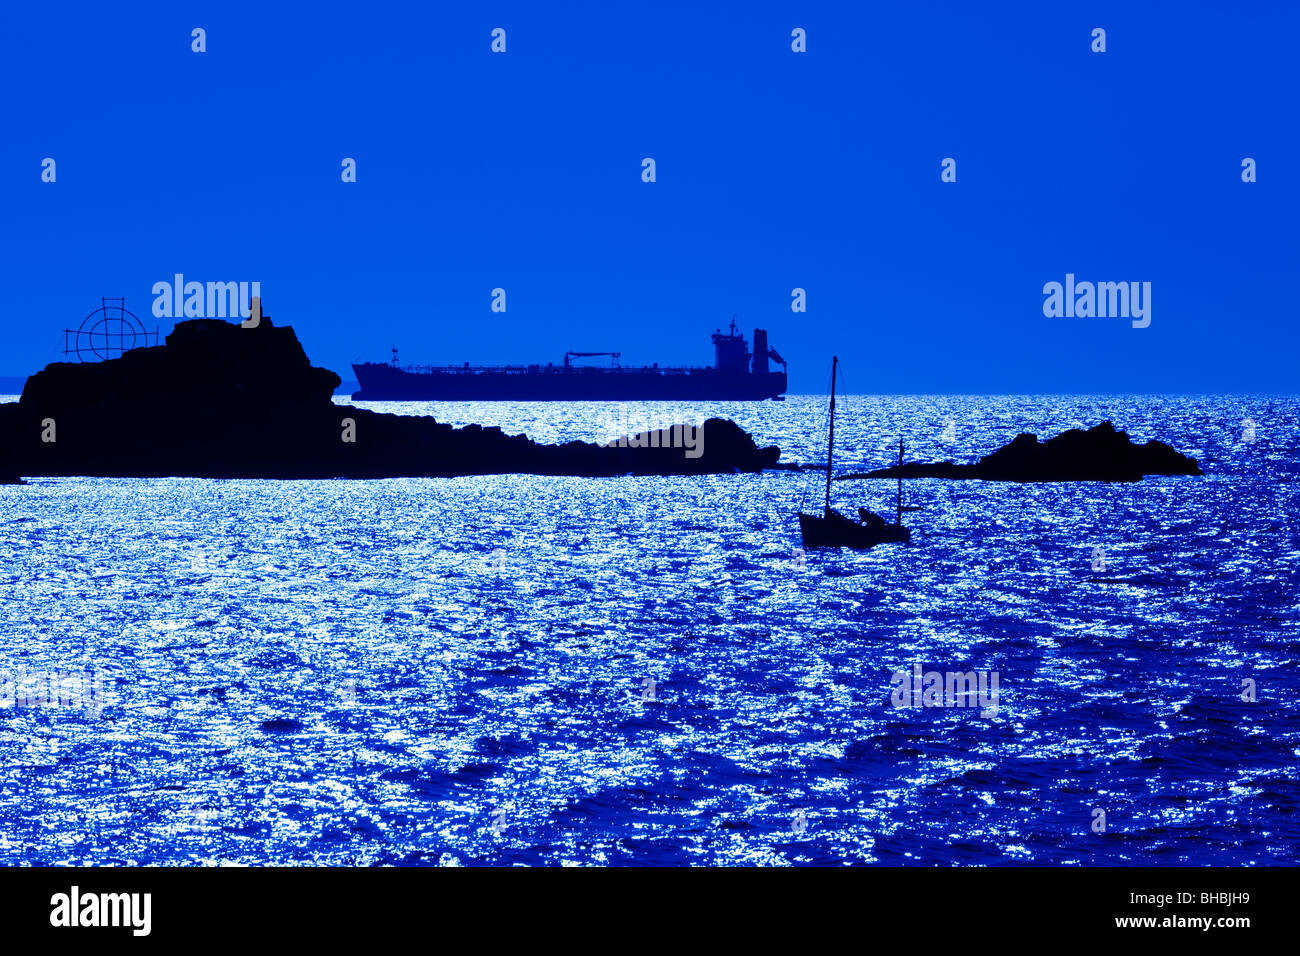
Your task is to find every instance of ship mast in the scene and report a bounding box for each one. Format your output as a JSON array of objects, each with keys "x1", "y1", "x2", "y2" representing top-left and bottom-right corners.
[{"x1": 825, "y1": 356, "x2": 837, "y2": 514}]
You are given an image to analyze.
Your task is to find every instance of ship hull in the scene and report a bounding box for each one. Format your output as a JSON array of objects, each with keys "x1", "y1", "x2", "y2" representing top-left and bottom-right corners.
[{"x1": 351, "y1": 364, "x2": 787, "y2": 401}]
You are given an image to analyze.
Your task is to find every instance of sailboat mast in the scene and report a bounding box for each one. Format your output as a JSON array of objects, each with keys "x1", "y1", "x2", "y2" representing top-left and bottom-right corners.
[
  {"x1": 896, "y1": 438, "x2": 903, "y2": 526},
  {"x1": 825, "y1": 356, "x2": 837, "y2": 513}
]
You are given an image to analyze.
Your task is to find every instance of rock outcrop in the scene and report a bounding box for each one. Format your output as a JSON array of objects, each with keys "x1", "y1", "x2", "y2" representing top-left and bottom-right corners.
[
  {"x1": 840, "y1": 422, "x2": 1201, "y2": 483},
  {"x1": 0, "y1": 314, "x2": 780, "y2": 479}
]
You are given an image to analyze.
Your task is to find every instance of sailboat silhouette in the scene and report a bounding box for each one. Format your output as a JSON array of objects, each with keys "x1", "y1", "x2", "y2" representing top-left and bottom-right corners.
[{"x1": 797, "y1": 356, "x2": 912, "y2": 549}]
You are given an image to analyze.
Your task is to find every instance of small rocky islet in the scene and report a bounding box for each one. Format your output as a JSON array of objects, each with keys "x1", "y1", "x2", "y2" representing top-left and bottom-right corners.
[{"x1": 840, "y1": 421, "x2": 1202, "y2": 483}]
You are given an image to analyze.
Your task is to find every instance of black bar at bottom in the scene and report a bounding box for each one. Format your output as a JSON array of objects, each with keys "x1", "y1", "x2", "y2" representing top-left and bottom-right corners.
[{"x1": 0, "y1": 866, "x2": 1278, "y2": 942}]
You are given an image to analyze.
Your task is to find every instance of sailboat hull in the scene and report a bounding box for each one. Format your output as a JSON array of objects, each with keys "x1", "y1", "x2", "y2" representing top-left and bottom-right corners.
[{"x1": 798, "y1": 511, "x2": 911, "y2": 549}]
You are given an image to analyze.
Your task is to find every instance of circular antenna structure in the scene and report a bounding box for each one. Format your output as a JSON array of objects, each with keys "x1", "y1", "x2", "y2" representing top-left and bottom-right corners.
[{"x1": 63, "y1": 298, "x2": 159, "y2": 362}]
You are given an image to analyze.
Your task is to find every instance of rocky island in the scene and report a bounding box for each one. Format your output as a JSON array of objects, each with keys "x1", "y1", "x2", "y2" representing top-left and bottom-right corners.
[
  {"x1": 840, "y1": 422, "x2": 1202, "y2": 483},
  {"x1": 0, "y1": 312, "x2": 781, "y2": 480}
]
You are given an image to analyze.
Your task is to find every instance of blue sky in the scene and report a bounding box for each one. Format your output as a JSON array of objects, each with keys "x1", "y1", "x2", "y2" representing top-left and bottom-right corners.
[{"x1": 1, "y1": 1, "x2": 1295, "y2": 392}]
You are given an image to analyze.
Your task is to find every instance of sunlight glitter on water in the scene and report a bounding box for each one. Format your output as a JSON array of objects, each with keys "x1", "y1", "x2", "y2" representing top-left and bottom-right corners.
[{"x1": 0, "y1": 395, "x2": 1297, "y2": 864}]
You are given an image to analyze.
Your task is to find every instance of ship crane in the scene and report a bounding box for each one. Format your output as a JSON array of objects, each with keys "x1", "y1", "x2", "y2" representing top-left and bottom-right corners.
[
  {"x1": 767, "y1": 346, "x2": 787, "y2": 369},
  {"x1": 564, "y1": 351, "x2": 621, "y2": 369}
]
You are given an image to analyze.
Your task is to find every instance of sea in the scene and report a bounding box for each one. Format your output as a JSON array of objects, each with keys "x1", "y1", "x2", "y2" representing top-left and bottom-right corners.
[{"x1": 1, "y1": 394, "x2": 1296, "y2": 866}]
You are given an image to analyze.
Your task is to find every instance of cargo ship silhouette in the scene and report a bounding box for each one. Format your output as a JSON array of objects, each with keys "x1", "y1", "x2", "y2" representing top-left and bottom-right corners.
[{"x1": 351, "y1": 320, "x2": 787, "y2": 401}]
